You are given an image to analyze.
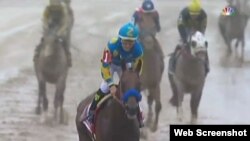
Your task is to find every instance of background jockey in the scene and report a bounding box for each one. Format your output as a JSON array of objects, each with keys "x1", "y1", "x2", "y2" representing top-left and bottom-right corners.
[
  {"x1": 132, "y1": 0, "x2": 161, "y2": 37},
  {"x1": 169, "y1": 0, "x2": 209, "y2": 75},
  {"x1": 34, "y1": 0, "x2": 73, "y2": 67},
  {"x1": 177, "y1": 0, "x2": 207, "y2": 44}
]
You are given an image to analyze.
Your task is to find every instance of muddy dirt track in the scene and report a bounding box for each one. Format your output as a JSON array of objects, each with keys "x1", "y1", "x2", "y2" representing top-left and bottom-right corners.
[{"x1": 0, "y1": 0, "x2": 250, "y2": 141}]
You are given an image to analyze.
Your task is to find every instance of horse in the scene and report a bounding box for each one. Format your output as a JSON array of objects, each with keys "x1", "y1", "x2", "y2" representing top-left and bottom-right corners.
[
  {"x1": 218, "y1": 1, "x2": 249, "y2": 60},
  {"x1": 75, "y1": 61, "x2": 143, "y2": 141},
  {"x1": 140, "y1": 34, "x2": 164, "y2": 132},
  {"x1": 34, "y1": 28, "x2": 69, "y2": 124},
  {"x1": 168, "y1": 31, "x2": 208, "y2": 123}
]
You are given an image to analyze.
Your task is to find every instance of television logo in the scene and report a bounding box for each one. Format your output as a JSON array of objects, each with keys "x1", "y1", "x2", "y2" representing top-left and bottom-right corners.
[{"x1": 221, "y1": 6, "x2": 235, "y2": 16}]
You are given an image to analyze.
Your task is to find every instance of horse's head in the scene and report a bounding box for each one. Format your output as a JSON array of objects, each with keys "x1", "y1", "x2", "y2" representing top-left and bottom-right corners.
[
  {"x1": 188, "y1": 31, "x2": 208, "y2": 61},
  {"x1": 42, "y1": 28, "x2": 62, "y2": 57},
  {"x1": 140, "y1": 34, "x2": 155, "y2": 50},
  {"x1": 117, "y1": 60, "x2": 142, "y2": 120}
]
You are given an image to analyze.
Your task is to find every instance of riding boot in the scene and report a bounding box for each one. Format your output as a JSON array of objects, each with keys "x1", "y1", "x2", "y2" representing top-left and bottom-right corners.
[
  {"x1": 205, "y1": 53, "x2": 210, "y2": 76},
  {"x1": 137, "y1": 105, "x2": 144, "y2": 128},
  {"x1": 64, "y1": 43, "x2": 72, "y2": 67},
  {"x1": 66, "y1": 49, "x2": 72, "y2": 67},
  {"x1": 61, "y1": 39, "x2": 72, "y2": 67},
  {"x1": 33, "y1": 38, "x2": 44, "y2": 62},
  {"x1": 168, "y1": 54, "x2": 176, "y2": 75},
  {"x1": 88, "y1": 89, "x2": 106, "y2": 124},
  {"x1": 168, "y1": 45, "x2": 180, "y2": 75},
  {"x1": 168, "y1": 73, "x2": 178, "y2": 106}
]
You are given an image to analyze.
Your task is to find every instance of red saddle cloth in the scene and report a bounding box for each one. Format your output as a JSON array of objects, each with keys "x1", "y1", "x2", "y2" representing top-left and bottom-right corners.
[
  {"x1": 82, "y1": 104, "x2": 96, "y2": 135},
  {"x1": 81, "y1": 95, "x2": 112, "y2": 140}
]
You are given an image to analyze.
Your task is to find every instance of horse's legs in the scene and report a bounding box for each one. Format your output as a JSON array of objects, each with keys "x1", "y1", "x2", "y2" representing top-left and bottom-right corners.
[
  {"x1": 175, "y1": 83, "x2": 184, "y2": 122},
  {"x1": 190, "y1": 90, "x2": 203, "y2": 124},
  {"x1": 54, "y1": 78, "x2": 66, "y2": 124},
  {"x1": 36, "y1": 81, "x2": 47, "y2": 115},
  {"x1": 219, "y1": 21, "x2": 231, "y2": 54},
  {"x1": 241, "y1": 36, "x2": 245, "y2": 61},
  {"x1": 146, "y1": 91, "x2": 153, "y2": 127},
  {"x1": 168, "y1": 73, "x2": 178, "y2": 106},
  {"x1": 149, "y1": 85, "x2": 162, "y2": 132},
  {"x1": 235, "y1": 36, "x2": 245, "y2": 61},
  {"x1": 235, "y1": 39, "x2": 240, "y2": 48},
  {"x1": 225, "y1": 38, "x2": 232, "y2": 54}
]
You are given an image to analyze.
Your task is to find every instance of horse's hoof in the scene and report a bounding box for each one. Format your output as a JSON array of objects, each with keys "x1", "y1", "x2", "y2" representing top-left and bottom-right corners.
[
  {"x1": 145, "y1": 118, "x2": 152, "y2": 127},
  {"x1": 177, "y1": 107, "x2": 183, "y2": 122},
  {"x1": 36, "y1": 107, "x2": 41, "y2": 115},
  {"x1": 44, "y1": 116, "x2": 56, "y2": 127},
  {"x1": 178, "y1": 117, "x2": 182, "y2": 122},
  {"x1": 60, "y1": 110, "x2": 69, "y2": 125},
  {"x1": 150, "y1": 124, "x2": 158, "y2": 132},
  {"x1": 169, "y1": 97, "x2": 178, "y2": 107},
  {"x1": 140, "y1": 128, "x2": 148, "y2": 139},
  {"x1": 191, "y1": 115, "x2": 197, "y2": 124},
  {"x1": 191, "y1": 118, "x2": 197, "y2": 124},
  {"x1": 40, "y1": 111, "x2": 49, "y2": 124}
]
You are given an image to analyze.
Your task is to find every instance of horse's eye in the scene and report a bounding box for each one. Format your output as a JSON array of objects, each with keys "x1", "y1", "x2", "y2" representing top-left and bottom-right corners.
[{"x1": 191, "y1": 41, "x2": 197, "y2": 47}]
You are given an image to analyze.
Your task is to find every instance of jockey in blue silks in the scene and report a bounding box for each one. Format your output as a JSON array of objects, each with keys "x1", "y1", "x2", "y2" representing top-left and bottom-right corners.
[{"x1": 88, "y1": 22, "x2": 144, "y2": 128}]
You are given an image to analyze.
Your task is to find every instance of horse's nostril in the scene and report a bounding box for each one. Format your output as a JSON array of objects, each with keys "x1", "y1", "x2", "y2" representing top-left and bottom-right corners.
[
  {"x1": 196, "y1": 52, "x2": 206, "y2": 60},
  {"x1": 191, "y1": 41, "x2": 197, "y2": 47},
  {"x1": 126, "y1": 106, "x2": 138, "y2": 116}
]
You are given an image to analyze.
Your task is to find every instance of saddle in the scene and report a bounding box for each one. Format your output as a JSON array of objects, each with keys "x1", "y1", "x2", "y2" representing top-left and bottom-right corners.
[
  {"x1": 81, "y1": 94, "x2": 112, "y2": 139},
  {"x1": 168, "y1": 43, "x2": 190, "y2": 75},
  {"x1": 174, "y1": 44, "x2": 190, "y2": 58}
]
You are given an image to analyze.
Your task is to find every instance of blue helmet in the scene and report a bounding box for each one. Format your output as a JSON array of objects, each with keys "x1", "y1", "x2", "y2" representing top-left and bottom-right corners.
[
  {"x1": 118, "y1": 22, "x2": 139, "y2": 40},
  {"x1": 142, "y1": 0, "x2": 155, "y2": 12}
]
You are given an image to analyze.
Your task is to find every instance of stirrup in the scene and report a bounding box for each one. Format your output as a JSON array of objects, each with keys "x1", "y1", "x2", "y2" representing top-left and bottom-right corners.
[{"x1": 87, "y1": 109, "x2": 95, "y2": 121}]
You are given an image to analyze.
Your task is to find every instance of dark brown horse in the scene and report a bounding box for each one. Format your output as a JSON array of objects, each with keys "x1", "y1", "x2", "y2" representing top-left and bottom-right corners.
[
  {"x1": 140, "y1": 34, "x2": 164, "y2": 132},
  {"x1": 34, "y1": 29, "x2": 69, "y2": 124},
  {"x1": 168, "y1": 31, "x2": 208, "y2": 123},
  {"x1": 75, "y1": 61, "x2": 143, "y2": 141},
  {"x1": 218, "y1": 2, "x2": 249, "y2": 60}
]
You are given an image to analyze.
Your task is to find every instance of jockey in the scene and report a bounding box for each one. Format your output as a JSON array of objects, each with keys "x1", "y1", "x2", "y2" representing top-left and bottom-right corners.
[
  {"x1": 132, "y1": 0, "x2": 164, "y2": 59},
  {"x1": 88, "y1": 22, "x2": 144, "y2": 128},
  {"x1": 34, "y1": 0, "x2": 73, "y2": 67},
  {"x1": 177, "y1": 0, "x2": 207, "y2": 44},
  {"x1": 169, "y1": 0, "x2": 209, "y2": 75},
  {"x1": 132, "y1": 0, "x2": 161, "y2": 37}
]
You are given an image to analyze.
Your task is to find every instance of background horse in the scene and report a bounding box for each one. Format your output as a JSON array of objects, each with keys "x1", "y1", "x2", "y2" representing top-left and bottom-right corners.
[
  {"x1": 75, "y1": 61, "x2": 142, "y2": 141},
  {"x1": 218, "y1": 0, "x2": 249, "y2": 60},
  {"x1": 34, "y1": 29, "x2": 69, "y2": 124},
  {"x1": 168, "y1": 31, "x2": 208, "y2": 123},
  {"x1": 140, "y1": 34, "x2": 164, "y2": 132}
]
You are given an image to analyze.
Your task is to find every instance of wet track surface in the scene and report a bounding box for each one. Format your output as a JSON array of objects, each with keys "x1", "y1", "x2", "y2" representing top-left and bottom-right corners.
[{"x1": 0, "y1": 0, "x2": 250, "y2": 141}]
